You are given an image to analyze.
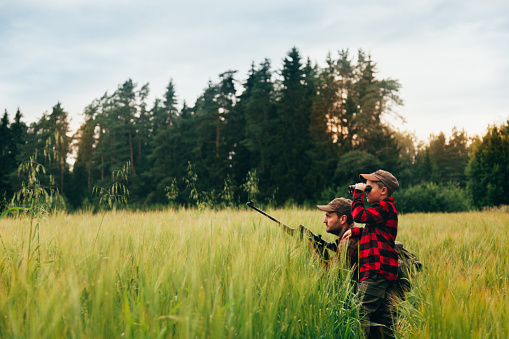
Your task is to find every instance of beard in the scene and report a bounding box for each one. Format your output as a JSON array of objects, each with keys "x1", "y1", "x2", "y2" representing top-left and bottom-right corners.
[{"x1": 328, "y1": 220, "x2": 346, "y2": 238}]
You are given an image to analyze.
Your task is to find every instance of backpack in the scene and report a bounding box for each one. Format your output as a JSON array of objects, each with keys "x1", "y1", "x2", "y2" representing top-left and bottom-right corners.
[{"x1": 393, "y1": 241, "x2": 423, "y2": 299}]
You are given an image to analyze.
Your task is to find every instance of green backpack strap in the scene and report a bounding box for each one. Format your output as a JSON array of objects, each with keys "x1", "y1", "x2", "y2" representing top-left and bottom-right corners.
[{"x1": 394, "y1": 241, "x2": 423, "y2": 298}]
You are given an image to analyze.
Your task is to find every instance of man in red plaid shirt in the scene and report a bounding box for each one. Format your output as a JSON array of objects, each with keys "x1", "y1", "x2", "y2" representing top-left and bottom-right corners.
[{"x1": 342, "y1": 169, "x2": 399, "y2": 339}]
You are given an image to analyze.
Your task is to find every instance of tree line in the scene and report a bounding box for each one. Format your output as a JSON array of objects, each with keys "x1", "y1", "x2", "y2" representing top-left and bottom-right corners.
[{"x1": 1, "y1": 47, "x2": 507, "y2": 212}]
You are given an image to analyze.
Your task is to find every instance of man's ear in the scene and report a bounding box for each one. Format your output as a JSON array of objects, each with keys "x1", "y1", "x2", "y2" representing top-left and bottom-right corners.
[{"x1": 340, "y1": 214, "x2": 347, "y2": 224}]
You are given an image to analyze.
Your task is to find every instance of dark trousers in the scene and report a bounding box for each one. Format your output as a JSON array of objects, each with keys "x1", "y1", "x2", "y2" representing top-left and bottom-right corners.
[{"x1": 358, "y1": 274, "x2": 396, "y2": 339}]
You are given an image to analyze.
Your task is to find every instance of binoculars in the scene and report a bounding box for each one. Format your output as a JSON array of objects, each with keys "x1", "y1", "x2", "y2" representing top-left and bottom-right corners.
[{"x1": 348, "y1": 184, "x2": 372, "y2": 195}]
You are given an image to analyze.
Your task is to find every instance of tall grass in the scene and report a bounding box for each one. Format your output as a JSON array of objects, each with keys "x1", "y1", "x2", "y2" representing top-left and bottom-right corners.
[
  {"x1": 396, "y1": 212, "x2": 509, "y2": 338},
  {"x1": 1, "y1": 208, "x2": 508, "y2": 338},
  {"x1": 0, "y1": 208, "x2": 360, "y2": 338}
]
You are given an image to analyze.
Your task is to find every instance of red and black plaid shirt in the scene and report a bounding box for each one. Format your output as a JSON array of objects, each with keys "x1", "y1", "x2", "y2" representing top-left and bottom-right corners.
[{"x1": 350, "y1": 189, "x2": 399, "y2": 282}]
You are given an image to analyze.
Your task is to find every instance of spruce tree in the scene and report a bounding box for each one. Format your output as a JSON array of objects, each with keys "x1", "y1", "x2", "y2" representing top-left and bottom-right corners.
[
  {"x1": 467, "y1": 122, "x2": 509, "y2": 208},
  {"x1": 145, "y1": 81, "x2": 181, "y2": 204},
  {"x1": 0, "y1": 111, "x2": 12, "y2": 201},
  {"x1": 308, "y1": 55, "x2": 339, "y2": 196},
  {"x1": 70, "y1": 116, "x2": 96, "y2": 208},
  {"x1": 7, "y1": 108, "x2": 28, "y2": 194},
  {"x1": 237, "y1": 60, "x2": 275, "y2": 185},
  {"x1": 269, "y1": 47, "x2": 313, "y2": 203},
  {"x1": 113, "y1": 79, "x2": 138, "y2": 175},
  {"x1": 48, "y1": 102, "x2": 71, "y2": 194}
]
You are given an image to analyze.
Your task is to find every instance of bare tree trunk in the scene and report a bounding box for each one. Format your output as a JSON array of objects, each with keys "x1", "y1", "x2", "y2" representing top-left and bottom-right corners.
[
  {"x1": 87, "y1": 162, "x2": 92, "y2": 189},
  {"x1": 216, "y1": 114, "x2": 220, "y2": 158},
  {"x1": 138, "y1": 136, "x2": 141, "y2": 161},
  {"x1": 128, "y1": 128, "x2": 136, "y2": 175},
  {"x1": 110, "y1": 134, "x2": 115, "y2": 179},
  {"x1": 60, "y1": 160, "x2": 64, "y2": 193},
  {"x1": 138, "y1": 114, "x2": 143, "y2": 161},
  {"x1": 259, "y1": 138, "x2": 265, "y2": 173}
]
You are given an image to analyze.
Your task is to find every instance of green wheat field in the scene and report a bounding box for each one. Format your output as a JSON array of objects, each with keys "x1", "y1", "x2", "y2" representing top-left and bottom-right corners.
[{"x1": 0, "y1": 208, "x2": 508, "y2": 338}]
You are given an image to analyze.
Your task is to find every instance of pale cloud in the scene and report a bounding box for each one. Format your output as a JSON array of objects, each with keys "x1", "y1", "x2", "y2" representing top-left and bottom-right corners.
[{"x1": 1, "y1": 0, "x2": 508, "y2": 141}]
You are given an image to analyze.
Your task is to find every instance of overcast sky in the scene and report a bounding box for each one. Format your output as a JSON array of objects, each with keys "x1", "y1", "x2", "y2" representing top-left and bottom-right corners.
[{"x1": 1, "y1": 0, "x2": 508, "y2": 142}]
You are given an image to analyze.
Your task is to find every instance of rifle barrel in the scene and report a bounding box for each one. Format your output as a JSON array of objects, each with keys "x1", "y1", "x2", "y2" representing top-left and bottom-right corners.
[
  {"x1": 246, "y1": 201, "x2": 296, "y2": 235},
  {"x1": 246, "y1": 201, "x2": 337, "y2": 252}
]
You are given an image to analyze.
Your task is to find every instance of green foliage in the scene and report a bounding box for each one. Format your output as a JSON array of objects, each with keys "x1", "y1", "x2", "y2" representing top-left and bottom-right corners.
[
  {"x1": 9, "y1": 135, "x2": 65, "y2": 280},
  {"x1": 410, "y1": 129, "x2": 471, "y2": 187},
  {"x1": 157, "y1": 165, "x2": 262, "y2": 210},
  {"x1": 268, "y1": 47, "x2": 313, "y2": 204},
  {"x1": 335, "y1": 151, "x2": 382, "y2": 185},
  {"x1": 238, "y1": 60, "x2": 274, "y2": 170},
  {"x1": 0, "y1": 111, "x2": 14, "y2": 199},
  {"x1": 91, "y1": 161, "x2": 130, "y2": 246},
  {"x1": 184, "y1": 161, "x2": 199, "y2": 206},
  {"x1": 220, "y1": 174, "x2": 235, "y2": 207},
  {"x1": 13, "y1": 134, "x2": 66, "y2": 214},
  {"x1": 4, "y1": 48, "x2": 407, "y2": 208},
  {"x1": 394, "y1": 182, "x2": 471, "y2": 213},
  {"x1": 1, "y1": 109, "x2": 28, "y2": 200},
  {"x1": 0, "y1": 48, "x2": 491, "y2": 211},
  {"x1": 93, "y1": 161, "x2": 130, "y2": 210},
  {"x1": 241, "y1": 169, "x2": 259, "y2": 202},
  {"x1": 0, "y1": 207, "x2": 28, "y2": 220},
  {"x1": 467, "y1": 121, "x2": 509, "y2": 208},
  {"x1": 164, "y1": 177, "x2": 179, "y2": 202}
]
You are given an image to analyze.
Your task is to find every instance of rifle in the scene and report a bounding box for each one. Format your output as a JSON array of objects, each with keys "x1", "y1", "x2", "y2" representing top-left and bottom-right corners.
[{"x1": 246, "y1": 201, "x2": 338, "y2": 260}]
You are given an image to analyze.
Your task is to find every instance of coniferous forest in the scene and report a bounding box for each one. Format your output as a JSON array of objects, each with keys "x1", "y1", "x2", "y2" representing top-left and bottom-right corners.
[{"x1": 1, "y1": 48, "x2": 508, "y2": 212}]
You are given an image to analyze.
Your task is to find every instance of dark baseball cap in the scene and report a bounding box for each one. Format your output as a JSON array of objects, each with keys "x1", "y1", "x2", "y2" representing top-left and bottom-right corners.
[
  {"x1": 317, "y1": 198, "x2": 352, "y2": 215},
  {"x1": 360, "y1": 169, "x2": 399, "y2": 194}
]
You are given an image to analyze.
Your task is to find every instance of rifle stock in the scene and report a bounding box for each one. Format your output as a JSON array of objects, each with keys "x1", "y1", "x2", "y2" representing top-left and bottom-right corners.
[{"x1": 299, "y1": 225, "x2": 338, "y2": 252}]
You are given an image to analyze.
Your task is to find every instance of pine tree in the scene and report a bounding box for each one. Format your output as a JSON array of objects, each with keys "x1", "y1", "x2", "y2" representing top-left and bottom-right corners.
[
  {"x1": 113, "y1": 79, "x2": 138, "y2": 175},
  {"x1": 48, "y1": 103, "x2": 71, "y2": 194},
  {"x1": 192, "y1": 72, "x2": 237, "y2": 194},
  {"x1": 137, "y1": 83, "x2": 151, "y2": 170},
  {"x1": 0, "y1": 110, "x2": 13, "y2": 200},
  {"x1": 467, "y1": 121, "x2": 509, "y2": 208},
  {"x1": 145, "y1": 81, "x2": 182, "y2": 204},
  {"x1": 7, "y1": 108, "x2": 28, "y2": 194},
  {"x1": 238, "y1": 60, "x2": 275, "y2": 177},
  {"x1": 70, "y1": 116, "x2": 96, "y2": 208},
  {"x1": 446, "y1": 128, "x2": 470, "y2": 185},
  {"x1": 268, "y1": 47, "x2": 314, "y2": 203},
  {"x1": 308, "y1": 55, "x2": 339, "y2": 196},
  {"x1": 92, "y1": 92, "x2": 115, "y2": 182}
]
